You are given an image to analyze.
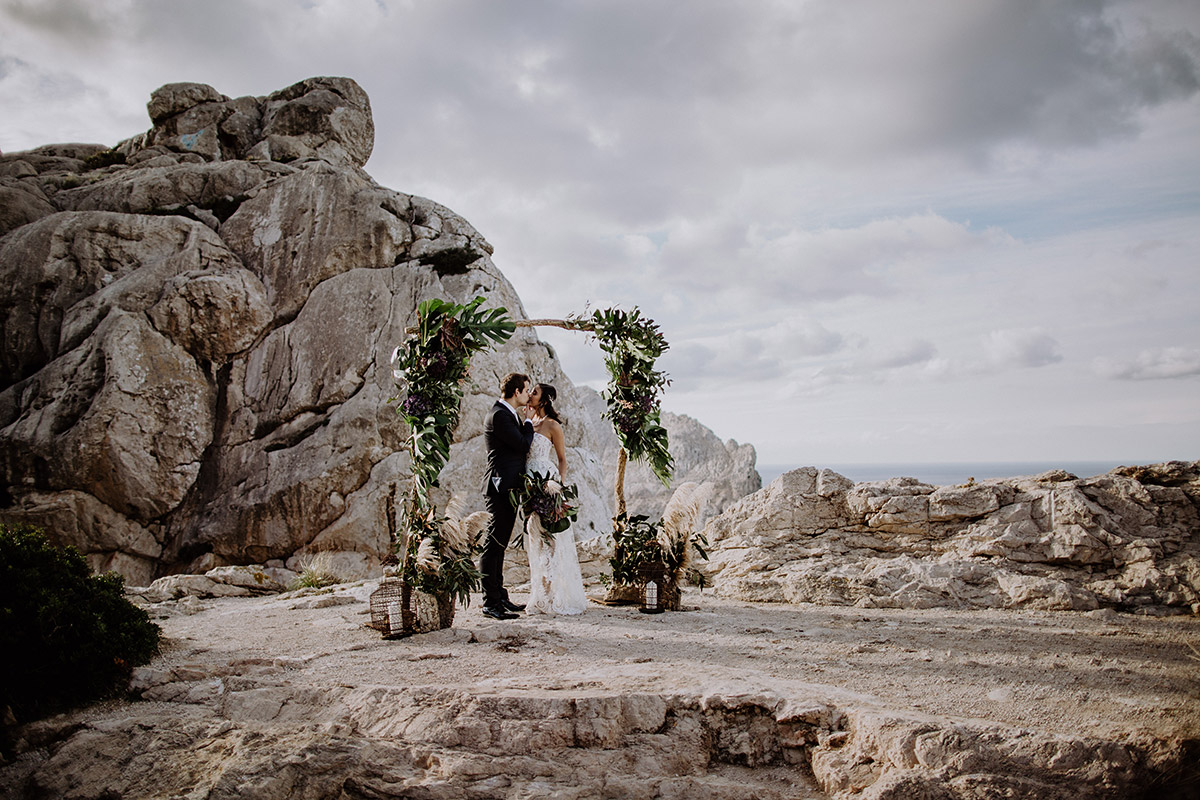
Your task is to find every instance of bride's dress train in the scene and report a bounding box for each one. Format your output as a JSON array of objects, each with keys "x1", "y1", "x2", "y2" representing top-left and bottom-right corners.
[{"x1": 524, "y1": 433, "x2": 588, "y2": 615}]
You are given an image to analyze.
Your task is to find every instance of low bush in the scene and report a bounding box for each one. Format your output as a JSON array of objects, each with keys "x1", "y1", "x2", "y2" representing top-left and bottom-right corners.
[{"x1": 0, "y1": 524, "x2": 161, "y2": 723}]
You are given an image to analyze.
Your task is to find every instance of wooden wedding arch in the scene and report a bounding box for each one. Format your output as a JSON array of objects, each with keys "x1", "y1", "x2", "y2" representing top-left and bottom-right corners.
[{"x1": 378, "y1": 297, "x2": 702, "y2": 634}]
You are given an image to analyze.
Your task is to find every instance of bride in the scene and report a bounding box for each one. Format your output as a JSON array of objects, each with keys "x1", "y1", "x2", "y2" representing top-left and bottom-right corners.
[{"x1": 523, "y1": 383, "x2": 588, "y2": 615}]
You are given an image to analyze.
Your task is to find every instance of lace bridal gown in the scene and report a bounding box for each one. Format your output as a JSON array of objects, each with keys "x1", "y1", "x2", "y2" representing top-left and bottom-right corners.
[{"x1": 524, "y1": 433, "x2": 589, "y2": 615}]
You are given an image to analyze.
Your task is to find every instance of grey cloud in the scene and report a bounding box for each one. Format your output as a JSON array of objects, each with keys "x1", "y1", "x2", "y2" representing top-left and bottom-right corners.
[
  {"x1": 874, "y1": 339, "x2": 939, "y2": 370},
  {"x1": 984, "y1": 329, "x2": 1064, "y2": 369},
  {"x1": 657, "y1": 213, "x2": 1004, "y2": 308},
  {"x1": 811, "y1": 339, "x2": 940, "y2": 385},
  {"x1": 663, "y1": 335, "x2": 786, "y2": 392},
  {"x1": 781, "y1": 318, "x2": 846, "y2": 358},
  {"x1": 1, "y1": 0, "x2": 115, "y2": 41},
  {"x1": 1094, "y1": 347, "x2": 1200, "y2": 380}
]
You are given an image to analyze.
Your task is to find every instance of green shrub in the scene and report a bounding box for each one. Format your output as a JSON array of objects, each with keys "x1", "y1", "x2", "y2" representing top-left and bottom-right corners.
[{"x1": 0, "y1": 524, "x2": 161, "y2": 723}]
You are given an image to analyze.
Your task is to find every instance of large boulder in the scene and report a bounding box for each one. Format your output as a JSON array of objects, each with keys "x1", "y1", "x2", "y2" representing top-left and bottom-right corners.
[
  {"x1": 703, "y1": 462, "x2": 1200, "y2": 614},
  {"x1": 0, "y1": 77, "x2": 758, "y2": 584}
]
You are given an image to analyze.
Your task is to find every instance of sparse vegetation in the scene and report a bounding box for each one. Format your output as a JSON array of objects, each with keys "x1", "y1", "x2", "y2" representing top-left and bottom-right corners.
[
  {"x1": 288, "y1": 551, "x2": 341, "y2": 590},
  {"x1": 82, "y1": 148, "x2": 126, "y2": 171}
]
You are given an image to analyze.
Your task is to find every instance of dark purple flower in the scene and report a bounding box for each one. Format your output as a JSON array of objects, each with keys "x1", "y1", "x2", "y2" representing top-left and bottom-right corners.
[{"x1": 403, "y1": 393, "x2": 433, "y2": 417}]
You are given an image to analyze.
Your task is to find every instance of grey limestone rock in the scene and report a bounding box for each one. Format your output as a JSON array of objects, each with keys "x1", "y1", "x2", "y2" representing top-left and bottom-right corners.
[
  {"x1": 704, "y1": 462, "x2": 1200, "y2": 614},
  {"x1": 0, "y1": 77, "x2": 757, "y2": 584}
]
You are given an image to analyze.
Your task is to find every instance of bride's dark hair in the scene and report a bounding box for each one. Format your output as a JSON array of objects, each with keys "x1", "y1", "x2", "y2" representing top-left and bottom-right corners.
[{"x1": 536, "y1": 383, "x2": 564, "y2": 424}]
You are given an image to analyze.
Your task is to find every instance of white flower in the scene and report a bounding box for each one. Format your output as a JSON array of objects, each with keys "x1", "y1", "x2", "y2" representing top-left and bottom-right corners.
[
  {"x1": 389, "y1": 345, "x2": 401, "y2": 364},
  {"x1": 545, "y1": 480, "x2": 562, "y2": 495}
]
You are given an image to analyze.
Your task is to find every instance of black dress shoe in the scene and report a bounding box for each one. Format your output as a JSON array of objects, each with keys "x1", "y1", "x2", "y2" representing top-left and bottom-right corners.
[
  {"x1": 501, "y1": 599, "x2": 526, "y2": 612},
  {"x1": 482, "y1": 606, "x2": 518, "y2": 620}
]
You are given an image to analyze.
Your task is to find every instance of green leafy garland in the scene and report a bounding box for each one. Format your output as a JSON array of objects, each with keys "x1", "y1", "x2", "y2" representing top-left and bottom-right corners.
[
  {"x1": 391, "y1": 297, "x2": 514, "y2": 602},
  {"x1": 392, "y1": 297, "x2": 515, "y2": 506},
  {"x1": 580, "y1": 307, "x2": 674, "y2": 486}
]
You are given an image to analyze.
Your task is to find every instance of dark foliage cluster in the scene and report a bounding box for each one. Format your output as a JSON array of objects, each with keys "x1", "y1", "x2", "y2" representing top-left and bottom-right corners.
[
  {"x1": 0, "y1": 525, "x2": 161, "y2": 724},
  {"x1": 510, "y1": 470, "x2": 580, "y2": 542}
]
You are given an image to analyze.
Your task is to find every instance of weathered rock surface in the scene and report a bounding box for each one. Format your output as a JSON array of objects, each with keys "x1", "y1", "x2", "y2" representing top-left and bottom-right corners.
[
  {"x1": 704, "y1": 462, "x2": 1200, "y2": 615},
  {"x1": 602, "y1": 409, "x2": 761, "y2": 524},
  {"x1": 0, "y1": 77, "x2": 756, "y2": 584},
  {"x1": 2, "y1": 586, "x2": 1195, "y2": 799}
]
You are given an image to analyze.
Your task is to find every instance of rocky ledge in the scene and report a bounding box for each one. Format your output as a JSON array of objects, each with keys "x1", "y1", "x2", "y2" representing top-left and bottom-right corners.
[
  {"x1": 704, "y1": 461, "x2": 1200, "y2": 616},
  {"x1": 1, "y1": 585, "x2": 1196, "y2": 799}
]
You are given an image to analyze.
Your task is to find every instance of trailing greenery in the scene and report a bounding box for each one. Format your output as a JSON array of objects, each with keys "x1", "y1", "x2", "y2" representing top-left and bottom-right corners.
[
  {"x1": 608, "y1": 513, "x2": 663, "y2": 586},
  {"x1": 607, "y1": 509, "x2": 708, "y2": 593},
  {"x1": 392, "y1": 297, "x2": 516, "y2": 507},
  {"x1": 391, "y1": 297, "x2": 514, "y2": 603},
  {"x1": 581, "y1": 307, "x2": 674, "y2": 486},
  {"x1": 0, "y1": 524, "x2": 161, "y2": 723}
]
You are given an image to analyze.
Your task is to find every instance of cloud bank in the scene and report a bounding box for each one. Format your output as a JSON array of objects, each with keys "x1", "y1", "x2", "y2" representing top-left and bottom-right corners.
[{"x1": 2, "y1": 0, "x2": 1198, "y2": 464}]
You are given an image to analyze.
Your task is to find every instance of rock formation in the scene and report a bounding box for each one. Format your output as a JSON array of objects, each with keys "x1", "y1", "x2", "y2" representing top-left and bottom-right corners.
[
  {"x1": 602, "y1": 410, "x2": 760, "y2": 523},
  {"x1": 0, "y1": 77, "x2": 756, "y2": 586},
  {"x1": 703, "y1": 461, "x2": 1200, "y2": 615}
]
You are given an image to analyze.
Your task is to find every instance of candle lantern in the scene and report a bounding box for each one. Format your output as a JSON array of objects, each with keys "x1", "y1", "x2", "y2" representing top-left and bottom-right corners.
[
  {"x1": 639, "y1": 560, "x2": 666, "y2": 614},
  {"x1": 368, "y1": 578, "x2": 412, "y2": 638}
]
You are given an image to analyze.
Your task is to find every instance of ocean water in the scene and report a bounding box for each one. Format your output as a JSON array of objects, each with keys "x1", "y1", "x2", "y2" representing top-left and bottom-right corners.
[{"x1": 756, "y1": 461, "x2": 1134, "y2": 488}]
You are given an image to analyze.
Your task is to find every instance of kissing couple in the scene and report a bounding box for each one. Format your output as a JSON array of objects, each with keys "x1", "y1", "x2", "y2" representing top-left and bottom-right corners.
[{"x1": 480, "y1": 372, "x2": 589, "y2": 620}]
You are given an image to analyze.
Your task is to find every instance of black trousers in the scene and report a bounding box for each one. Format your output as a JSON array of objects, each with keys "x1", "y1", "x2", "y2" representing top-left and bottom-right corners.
[{"x1": 480, "y1": 490, "x2": 519, "y2": 607}]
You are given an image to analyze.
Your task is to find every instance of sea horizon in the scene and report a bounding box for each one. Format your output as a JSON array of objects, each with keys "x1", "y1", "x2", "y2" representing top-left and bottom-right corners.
[{"x1": 755, "y1": 460, "x2": 1151, "y2": 488}]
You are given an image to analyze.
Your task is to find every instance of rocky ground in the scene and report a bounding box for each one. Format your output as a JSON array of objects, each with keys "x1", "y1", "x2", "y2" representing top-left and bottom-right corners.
[{"x1": 3, "y1": 577, "x2": 1198, "y2": 799}]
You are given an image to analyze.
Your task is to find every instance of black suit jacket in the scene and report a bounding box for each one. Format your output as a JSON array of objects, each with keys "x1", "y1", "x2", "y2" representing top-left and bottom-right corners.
[{"x1": 483, "y1": 401, "x2": 534, "y2": 498}]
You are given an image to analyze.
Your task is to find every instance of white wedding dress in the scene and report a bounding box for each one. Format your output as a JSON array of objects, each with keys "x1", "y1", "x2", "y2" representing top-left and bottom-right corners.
[{"x1": 524, "y1": 433, "x2": 588, "y2": 615}]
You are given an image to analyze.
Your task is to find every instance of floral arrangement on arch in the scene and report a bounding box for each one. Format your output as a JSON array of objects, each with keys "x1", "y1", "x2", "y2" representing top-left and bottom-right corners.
[
  {"x1": 390, "y1": 297, "x2": 515, "y2": 603},
  {"x1": 578, "y1": 307, "x2": 674, "y2": 487},
  {"x1": 606, "y1": 482, "x2": 712, "y2": 608}
]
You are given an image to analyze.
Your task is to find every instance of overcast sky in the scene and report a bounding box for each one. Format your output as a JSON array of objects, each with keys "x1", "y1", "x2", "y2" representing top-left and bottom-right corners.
[{"x1": 3, "y1": 0, "x2": 1198, "y2": 467}]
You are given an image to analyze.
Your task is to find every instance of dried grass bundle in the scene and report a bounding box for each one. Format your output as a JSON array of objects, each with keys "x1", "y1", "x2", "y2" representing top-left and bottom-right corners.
[
  {"x1": 658, "y1": 482, "x2": 713, "y2": 571},
  {"x1": 439, "y1": 496, "x2": 491, "y2": 554}
]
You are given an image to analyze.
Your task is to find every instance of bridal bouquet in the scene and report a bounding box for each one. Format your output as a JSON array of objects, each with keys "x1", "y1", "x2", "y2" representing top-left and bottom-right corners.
[{"x1": 510, "y1": 471, "x2": 579, "y2": 542}]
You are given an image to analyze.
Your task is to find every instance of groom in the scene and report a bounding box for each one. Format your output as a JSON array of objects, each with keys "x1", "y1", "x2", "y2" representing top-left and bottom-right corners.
[{"x1": 480, "y1": 372, "x2": 535, "y2": 620}]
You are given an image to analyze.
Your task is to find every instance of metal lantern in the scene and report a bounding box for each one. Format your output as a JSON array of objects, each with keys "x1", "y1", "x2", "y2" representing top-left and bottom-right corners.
[
  {"x1": 368, "y1": 578, "x2": 412, "y2": 639},
  {"x1": 639, "y1": 561, "x2": 666, "y2": 614}
]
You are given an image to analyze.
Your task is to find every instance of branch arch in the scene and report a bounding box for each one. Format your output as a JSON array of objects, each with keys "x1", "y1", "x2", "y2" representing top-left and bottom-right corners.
[{"x1": 390, "y1": 298, "x2": 673, "y2": 603}]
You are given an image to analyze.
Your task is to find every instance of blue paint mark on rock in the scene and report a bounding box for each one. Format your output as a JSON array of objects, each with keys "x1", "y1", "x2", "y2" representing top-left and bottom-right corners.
[{"x1": 179, "y1": 130, "x2": 204, "y2": 150}]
